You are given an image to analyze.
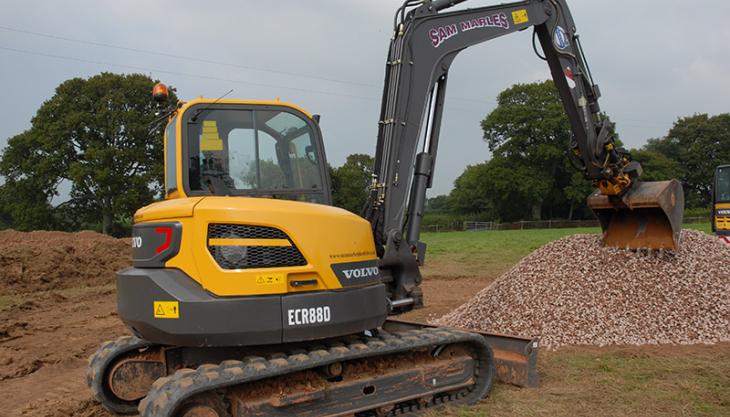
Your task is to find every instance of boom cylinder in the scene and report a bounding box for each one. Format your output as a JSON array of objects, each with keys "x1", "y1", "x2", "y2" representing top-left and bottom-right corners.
[
  {"x1": 429, "y1": 0, "x2": 469, "y2": 11},
  {"x1": 406, "y1": 152, "x2": 433, "y2": 248}
]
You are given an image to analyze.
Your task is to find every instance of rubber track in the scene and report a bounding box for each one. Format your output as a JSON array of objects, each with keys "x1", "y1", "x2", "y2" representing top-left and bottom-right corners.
[
  {"x1": 87, "y1": 335, "x2": 155, "y2": 415},
  {"x1": 138, "y1": 327, "x2": 495, "y2": 417}
]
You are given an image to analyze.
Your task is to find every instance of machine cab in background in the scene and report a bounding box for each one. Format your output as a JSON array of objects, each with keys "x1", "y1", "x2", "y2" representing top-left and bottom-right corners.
[
  {"x1": 164, "y1": 99, "x2": 332, "y2": 205},
  {"x1": 712, "y1": 164, "x2": 730, "y2": 237}
]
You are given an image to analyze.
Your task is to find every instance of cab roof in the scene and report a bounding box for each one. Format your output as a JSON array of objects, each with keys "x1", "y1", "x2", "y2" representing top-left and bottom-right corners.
[{"x1": 177, "y1": 98, "x2": 313, "y2": 119}]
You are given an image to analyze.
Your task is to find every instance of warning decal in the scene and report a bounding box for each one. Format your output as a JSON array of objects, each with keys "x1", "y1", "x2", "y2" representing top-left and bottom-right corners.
[
  {"x1": 153, "y1": 301, "x2": 179, "y2": 319},
  {"x1": 512, "y1": 9, "x2": 529, "y2": 25},
  {"x1": 256, "y1": 273, "x2": 284, "y2": 285}
]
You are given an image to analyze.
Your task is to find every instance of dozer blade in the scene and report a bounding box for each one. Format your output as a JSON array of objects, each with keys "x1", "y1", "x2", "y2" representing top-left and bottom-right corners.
[{"x1": 587, "y1": 179, "x2": 684, "y2": 250}]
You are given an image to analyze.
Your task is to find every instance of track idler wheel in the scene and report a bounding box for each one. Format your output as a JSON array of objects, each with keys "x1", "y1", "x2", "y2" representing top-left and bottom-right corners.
[
  {"x1": 177, "y1": 394, "x2": 231, "y2": 417},
  {"x1": 87, "y1": 336, "x2": 163, "y2": 415},
  {"x1": 319, "y1": 361, "x2": 343, "y2": 379},
  {"x1": 107, "y1": 356, "x2": 165, "y2": 402}
]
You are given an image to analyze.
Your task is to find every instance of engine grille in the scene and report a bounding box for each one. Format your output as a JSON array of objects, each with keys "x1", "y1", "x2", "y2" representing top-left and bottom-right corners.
[
  {"x1": 208, "y1": 223, "x2": 288, "y2": 240},
  {"x1": 207, "y1": 224, "x2": 307, "y2": 269}
]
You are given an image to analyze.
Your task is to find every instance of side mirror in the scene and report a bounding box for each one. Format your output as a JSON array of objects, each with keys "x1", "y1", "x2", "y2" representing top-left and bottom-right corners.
[{"x1": 312, "y1": 114, "x2": 321, "y2": 124}]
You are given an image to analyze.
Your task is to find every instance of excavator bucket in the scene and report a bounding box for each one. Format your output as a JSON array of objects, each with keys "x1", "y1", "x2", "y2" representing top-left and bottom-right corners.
[{"x1": 587, "y1": 180, "x2": 684, "y2": 250}]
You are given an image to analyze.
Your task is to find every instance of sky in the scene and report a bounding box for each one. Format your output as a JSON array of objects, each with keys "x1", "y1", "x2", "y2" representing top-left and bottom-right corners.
[{"x1": 1, "y1": 0, "x2": 729, "y2": 197}]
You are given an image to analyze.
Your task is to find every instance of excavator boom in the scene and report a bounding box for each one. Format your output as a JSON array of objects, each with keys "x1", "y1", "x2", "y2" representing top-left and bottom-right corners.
[{"x1": 364, "y1": 0, "x2": 684, "y2": 309}]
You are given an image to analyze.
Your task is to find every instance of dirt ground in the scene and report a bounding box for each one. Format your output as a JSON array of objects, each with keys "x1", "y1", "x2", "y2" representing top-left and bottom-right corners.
[
  {"x1": 0, "y1": 285, "x2": 122, "y2": 416},
  {"x1": 0, "y1": 229, "x2": 491, "y2": 417},
  {"x1": 3, "y1": 278, "x2": 728, "y2": 417},
  {"x1": 0, "y1": 276, "x2": 484, "y2": 416},
  {"x1": 0, "y1": 230, "x2": 727, "y2": 416},
  {"x1": 0, "y1": 276, "x2": 489, "y2": 417}
]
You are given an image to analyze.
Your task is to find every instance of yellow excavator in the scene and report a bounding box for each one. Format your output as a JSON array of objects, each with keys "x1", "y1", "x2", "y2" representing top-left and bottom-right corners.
[{"x1": 88, "y1": 1, "x2": 684, "y2": 416}]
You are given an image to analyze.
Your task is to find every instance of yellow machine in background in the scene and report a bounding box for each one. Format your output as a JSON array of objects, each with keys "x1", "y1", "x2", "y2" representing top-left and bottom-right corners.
[{"x1": 712, "y1": 164, "x2": 730, "y2": 238}]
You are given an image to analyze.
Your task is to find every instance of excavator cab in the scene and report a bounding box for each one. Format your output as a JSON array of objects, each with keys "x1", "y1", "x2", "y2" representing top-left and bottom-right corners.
[
  {"x1": 587, "y1": 180, "x2": 684, "y2": 250},
  {"x1": 173, "y1": 101, "x2": 331, "y2": 205}
]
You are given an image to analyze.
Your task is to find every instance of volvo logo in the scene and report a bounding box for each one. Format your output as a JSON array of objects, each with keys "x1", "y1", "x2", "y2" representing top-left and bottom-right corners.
[
  {"x1": 553, "y1": 25, "x2": 569, "y2": 50},
  {"x1": 342, "y1": 266, "x2": 379, "y2": 280}
]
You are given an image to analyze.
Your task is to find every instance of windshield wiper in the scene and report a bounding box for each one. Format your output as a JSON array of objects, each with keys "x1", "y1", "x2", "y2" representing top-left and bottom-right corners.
[{"x1": 189, "y1": 89, "x2": 233, "y2": 122}]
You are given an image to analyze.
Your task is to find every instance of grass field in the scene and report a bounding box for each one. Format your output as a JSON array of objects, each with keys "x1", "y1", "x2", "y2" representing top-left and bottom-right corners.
[
  {"x1": 418, "y1": 223, "x2": 729, "y2": 417},
  {"x1": 440, "y1": 344, "x2": 730, "y2": 417},
  {"x1": 420, "y1": 223, "x2": 712, "y2": 279},
  {"x1": 421, "y1": 227, "x2": 599, "y2": 278}
]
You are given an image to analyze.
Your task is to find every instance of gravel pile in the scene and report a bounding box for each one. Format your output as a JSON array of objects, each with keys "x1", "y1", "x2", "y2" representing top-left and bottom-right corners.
[{"x1": 435, "y1": 230, "x2": 730, "y2": 349}]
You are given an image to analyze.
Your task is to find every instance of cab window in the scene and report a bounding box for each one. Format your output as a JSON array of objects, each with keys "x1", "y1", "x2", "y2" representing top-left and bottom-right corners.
[
  {"x1": 164, "y1": 116, "x2": 177, "y2": 194},
  {"x1": 717, "y1": 167, "x2": 730, "y2": 202},
  {"x1": 185, "y1": 107, "x2": 325, "y2": 203}
]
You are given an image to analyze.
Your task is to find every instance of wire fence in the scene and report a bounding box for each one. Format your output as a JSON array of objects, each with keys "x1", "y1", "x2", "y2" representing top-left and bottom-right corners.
[
  {"x1": 684, "y1": 216, "x2": 711, "y2": 224},
  {"x1": 421, "y1": 216, "x2": 710, "y2": 233},
  {"x1": 463, "y1": 219, "x2": 599, "y2": 231}
]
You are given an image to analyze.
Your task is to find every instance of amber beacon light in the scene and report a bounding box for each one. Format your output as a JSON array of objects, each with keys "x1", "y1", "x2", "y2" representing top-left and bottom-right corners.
[{"x1": 152, "y1": 82, "x2": 169, "y2": 103}]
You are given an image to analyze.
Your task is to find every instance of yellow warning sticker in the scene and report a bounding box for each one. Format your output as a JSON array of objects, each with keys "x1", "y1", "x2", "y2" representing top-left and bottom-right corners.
[
  {"x1": 255, "y1": 273, "x2": 284, "y2": 285},
  {"x1": 512, "y1": 9, "x2": 529, "y2": 25},
  {"x1": 153, "y1": 301, "x2": 179, "y2": 319},
  {"x1": 200, "y1": 120, "x2": 223, "y2": 151}
]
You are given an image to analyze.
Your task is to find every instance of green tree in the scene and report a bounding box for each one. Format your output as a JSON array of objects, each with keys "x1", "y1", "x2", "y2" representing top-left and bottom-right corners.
[
  {"x1": 0, "y1": 129, "x2": 63, "y2": 230},
  {"x1": 642, "y1": 113, "x2": 730, "y2": 207},
  {"x1": 629, "y1": 149, "x2": 681, "y2": 182},
  {"x1": 449, "y1": 156, "x2": 562, "y2": 222},
  {"x1": 644, "y1": 136, "x2": 681, "y2": 162},
  {"x1": 480, "y1": 80, "x2": 574, "y2": 220},
  {"x1": 330, "y1": 153, "x2": 374, "y2": 213},
  {"x1": 563, "y1": 171, "x2": 594, "y2": 220},
  {"x1": 0, "y1": 72, "x2": 177, "y2": 234},
  {"x1": 425, "y1": 194, "x2": 452, "y2": 213},
  {"x1": 449, "y1": 163, "x2": 493, "y2": 216},
  {"x1": 0, "y1": 176, "x2": 58, "y2": 230}
]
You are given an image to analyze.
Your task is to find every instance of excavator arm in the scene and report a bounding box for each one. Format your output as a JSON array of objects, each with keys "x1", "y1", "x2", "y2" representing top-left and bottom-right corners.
[{"x1": 364, "y1": 0, "x2": 684, "y2": 311}]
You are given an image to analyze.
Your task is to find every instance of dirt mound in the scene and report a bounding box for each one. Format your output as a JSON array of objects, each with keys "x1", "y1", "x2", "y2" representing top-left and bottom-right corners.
[
  {"x1": 436, "y1": 230, "x2": 730, "y2": 349},
  {"x1": 0, "y1": 230, "x2": 130, "y2": 295}
]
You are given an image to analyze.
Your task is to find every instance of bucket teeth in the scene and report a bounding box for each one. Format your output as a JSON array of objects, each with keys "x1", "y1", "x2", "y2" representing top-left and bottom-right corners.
[{"x1": 587, "y1": 180, "x2": 684, "y2": 250}]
